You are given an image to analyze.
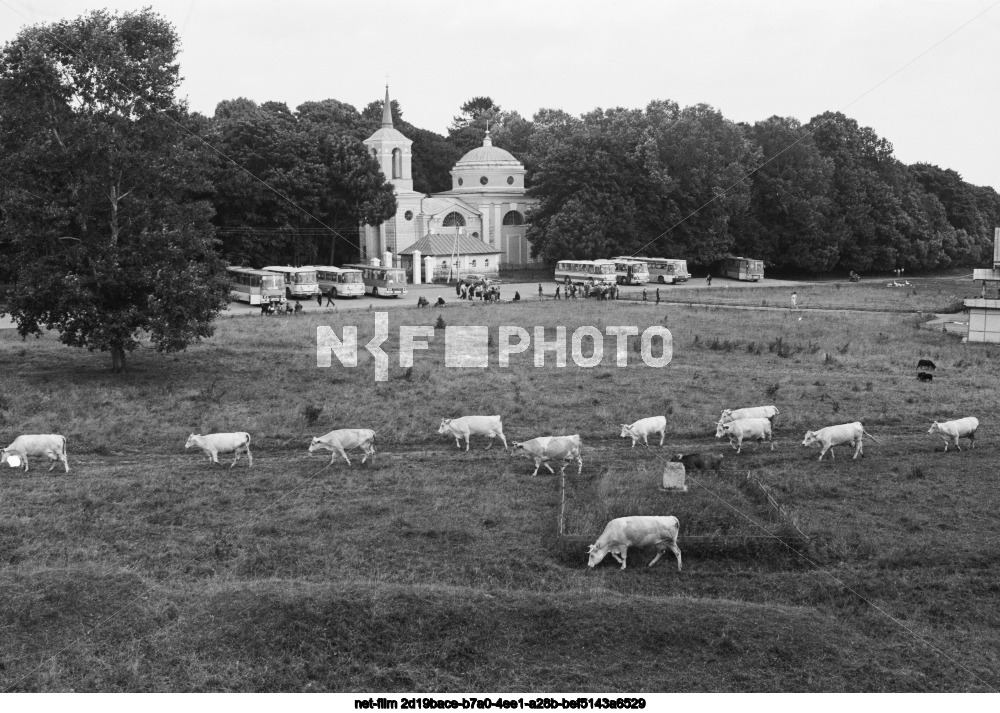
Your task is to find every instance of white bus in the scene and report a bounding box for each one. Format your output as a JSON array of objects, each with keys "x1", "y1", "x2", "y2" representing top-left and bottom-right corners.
[
  {"x1": 343, "y1": 263, "x2": 408, "y2": 297},
  {"x1": 611, "y1": 259, "x2": 650, "y2": 285},
  {"x1": 227, "y1": 267, "x2": 286, "y2": 306},
  {"x1": 640, "y1": 257, "x2": 691, "y2": 284},
  {"x1": 308, "y1": 265, "x2": 365, "y2": 298},
  {"x1": 261, "y1": 266, "x2": 321, "y2": 299},
  {"x1": 554, "y1": 259, "x2": 617, "y2": 286},
  {"x1": 722, "y1": 256, "x2": 765, "y2": 282}
]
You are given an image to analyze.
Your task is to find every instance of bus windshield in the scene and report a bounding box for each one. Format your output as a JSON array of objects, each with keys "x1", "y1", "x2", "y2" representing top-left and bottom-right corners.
[
  {"x1": 293, "y1": 271, "x2": 317, "y2": 284},
  {"x1": 343, "y1": 272, "x2": 362, "y2": 283},
  {"x1": 596, "y1": 263, "x2": 614, "y2": 274},
  {"x1": 386, "y1": 269, "x2": 405, "y2": 284},
  {"x1": 261, "y1": 275, "x2": 283, "y2": 289}
]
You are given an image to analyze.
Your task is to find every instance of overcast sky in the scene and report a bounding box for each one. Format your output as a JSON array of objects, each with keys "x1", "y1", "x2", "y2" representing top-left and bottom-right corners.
[{"x1": 3, "y1": 0, "x2": 1000, "y2": 189}]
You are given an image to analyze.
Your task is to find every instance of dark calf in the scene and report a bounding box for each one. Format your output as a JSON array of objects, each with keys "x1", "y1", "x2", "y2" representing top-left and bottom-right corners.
[
  {"x1": 671, "y1": 452, "x2": 724, "y2": 471},
  {"x1": 917, "y1": 358, "x2": 936, "y2": 370},
  {"x1": 917, "y1": 372, "x2": 934, "y2": 382}
]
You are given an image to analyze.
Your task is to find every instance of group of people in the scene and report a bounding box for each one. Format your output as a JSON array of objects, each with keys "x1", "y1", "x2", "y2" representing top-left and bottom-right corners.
[
  {"x1": 548, "y1": 281, "x2": 621, "y2": 301},
  {"x1": 456, "y1": 281, "x2": 501, "y2": 301},
  {"x1": 260, "y1": 301, "x2": 302, "y2": 316}
]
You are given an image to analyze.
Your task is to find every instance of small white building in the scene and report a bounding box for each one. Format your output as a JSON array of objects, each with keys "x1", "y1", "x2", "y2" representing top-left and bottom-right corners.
[
  {"x1": 965, "y1": 228, "x2": 1000, "y2": 343},
  {"x1": 399, "y1": 233, "x2": 501, "y2": 283}
]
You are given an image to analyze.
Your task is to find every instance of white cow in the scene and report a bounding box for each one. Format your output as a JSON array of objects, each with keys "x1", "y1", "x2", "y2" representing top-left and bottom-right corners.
[
  {"x1": 716, "y1": 417, "x2": 774, "y2": 454},
  {"x1": 309, "y1": 428, "x2": 376, "y2": 466},
  {"x1": 587, "y1": 516, "x2": 682, "y2": 571},
  {"x1": 801, "y1": 422, "x2": 879, "y2": 460},
  {"x1": 1, "y1": 434, "x2": 69, "y2": 473},
  {"x1": 437, "y1": 415, "x2": 507, "y2": 451},
  {"x1": 512, "y1": 435, "x2": 582, "y2": 476},
  {"x1": 619, "y1": 416, "x2": 667, "y2": 448},
  {"x1": 185, "y1": 432, "x2": 252, "y2": 468},
  {"x1": 928, "y1": 417, "x2": 979, "y2": 452},
  {"x1": 719, "y1": 405, "x2": 779, "y2": 424}
]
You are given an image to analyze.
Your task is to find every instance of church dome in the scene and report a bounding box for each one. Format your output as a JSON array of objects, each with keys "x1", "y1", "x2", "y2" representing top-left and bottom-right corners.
[
  {"x1": 449, "y1": 133, "x2": 526, "y2": 193},
  {"x1": 454, "y1": 134, "x2": 522, "y2": 169}
]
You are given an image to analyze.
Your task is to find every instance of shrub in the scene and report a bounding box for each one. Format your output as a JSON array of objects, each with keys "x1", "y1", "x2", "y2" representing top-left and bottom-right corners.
[
  {"x1": 301, "y1": 404, "x2": 323, "y2": 426},
  {"x1": 434, "y1": 314, "x2": 446, "y2": 330}
]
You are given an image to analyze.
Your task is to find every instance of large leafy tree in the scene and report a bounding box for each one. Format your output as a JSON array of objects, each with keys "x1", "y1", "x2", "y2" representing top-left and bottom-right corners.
[
  {"x1": 209, "y1": 98, "x2": 395, "y2": 266},
  {"x1": 732, "y1": 116, "x2": 843, "y2": 271},
  {"x1": 0, "y1": 8, "x2": 229, "y2": 372},
  {"x1": 525, "y1": 102, "x2": 755, "y2": 264}
]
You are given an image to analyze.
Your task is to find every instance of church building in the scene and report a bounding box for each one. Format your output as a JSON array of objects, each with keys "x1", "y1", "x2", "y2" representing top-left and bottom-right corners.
[{"x1": 360, "y1": 87, "x2": 540, "y2": 280}]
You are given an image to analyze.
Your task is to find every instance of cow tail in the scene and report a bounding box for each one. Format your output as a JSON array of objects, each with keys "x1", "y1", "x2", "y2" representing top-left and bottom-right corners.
[
  {"x1": 863, "y1": 430, "x2": 882, "y2": 444},
  {"x1": 371, "y1": 432, "x2": 377, "y2": 455}
]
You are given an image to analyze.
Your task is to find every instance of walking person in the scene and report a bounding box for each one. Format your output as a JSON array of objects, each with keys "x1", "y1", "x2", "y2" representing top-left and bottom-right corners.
[
  {"x1": 642, "y1": 288, "x2": 648, "y2": 302},
  {"x1": 538, "y1": 283, "x2": 543, "y2": 300},
  {"x1": 791, "y1": 291, "x2": 798, "y2": 310},
  {"x1": 555, "y1": 285, "x2": 561, "y2": 300},
  {"x1": 706, "y1": 273, "x2": 712, "y2": 286},
  {"x1": 316, "y1": 291, "x2": 323, "y2": 308},
  {"x1": 325, "y1": 289, "x2": 336, "y2": 308},
  {"x1": 655, "y1": 288, "x2": 660, "y2": 305}
]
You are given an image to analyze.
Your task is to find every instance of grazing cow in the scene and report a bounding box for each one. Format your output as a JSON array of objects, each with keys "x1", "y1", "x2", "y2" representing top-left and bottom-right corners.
[
  {"x1": 437, "y1": 415, "x2": 507, "y2": 451},
  {"x1": 185, "y1": 432, "x2": 252, "y2": 468},
  {"x1": 1, "y1": 434, "x2": 69, "y2": 473},
  {"x1": 308, "y1": 428, "x2": 376, "y2": 466},
  {"x1": 670, "y1": 452, "x2": 724, "y2": 471},
  {"x1": 801, "y1": 422, "x2": 879, "y2": 460},
  {"x1": 716, "y1": 417, "x2": 774, "y2": 454},
  {"x1": 512, "y1": 435, "x2": 582, "y2": 476},
  {"x1": 719, "y1": 405, "x2": 779, "y2": 424},
  {"x1": 917, "y1": 358, "x2": 936, "y2": 370},
  {"x1": 587, "y1": 516, "x2": 682, "y2": 571},
  {"x1": 917, "y1": 372, "x2": 934, "y2": 382},
  {"x1": 928, "y1": 417, "x2": 979, "y2": 452},
  {"x1": 619, "y1": 416, "x2": 667, "y2": 448}
]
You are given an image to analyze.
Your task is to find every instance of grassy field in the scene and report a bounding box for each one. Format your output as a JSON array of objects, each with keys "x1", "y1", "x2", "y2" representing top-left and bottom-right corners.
[{"x1": 1, "y1": 285, "x2": 999, "y2": 691}]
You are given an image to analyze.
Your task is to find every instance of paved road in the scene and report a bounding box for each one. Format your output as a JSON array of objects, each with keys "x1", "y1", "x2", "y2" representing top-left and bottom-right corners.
[{"x1": 0, "y1": 275, "x2": 828, "y2": 328}]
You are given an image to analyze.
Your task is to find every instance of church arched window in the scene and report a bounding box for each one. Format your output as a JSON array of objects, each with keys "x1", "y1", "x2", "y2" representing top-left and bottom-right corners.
[
  {"x1": 392, "y1": 148, "x2": 402, "y2": 179},
  {"x1": 502, "y1": 210, "x2": 525, "y2": 226},
  {"x1": 443, "y1": 212, "x2": 466, "y2": 227}
]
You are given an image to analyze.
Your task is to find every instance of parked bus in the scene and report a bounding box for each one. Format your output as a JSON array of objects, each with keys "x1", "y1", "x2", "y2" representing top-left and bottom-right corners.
[
  {"x1": 554, "y1": 259, "x2": 617, "y2": 286},
  {"x1": 261, "y1": 266, "x2": 321, "y2": 298},
  {"x1": 343, "y1": 263, "x2": 408, "y2": 297},
  {"x1": 308, "y1": 265, "x2": 365, "y2": 298},
  {"x1": 721, "y1": 256, "x2": 765, "y2": 282},
  {"x1": 611, "y1": 259, "x2": 650, "y2": 285},
  {"x1": 640, "y1": 257, "x2": 691, "y2": 284},
  {"x1": 226, "y1": 266, "x2": 286, "y2": 306}
]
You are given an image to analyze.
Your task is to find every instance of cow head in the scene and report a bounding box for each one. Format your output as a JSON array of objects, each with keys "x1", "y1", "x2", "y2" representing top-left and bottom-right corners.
[
  {"x1": 437, "y1": 419, "x2": 452, "y2": 435},
  {"x1": 670, "y1": 453, "x2": 684, "y2": 462},
  {"x1": 928, "y1": 422, "x2": 941, "y2": 435},
  {"x1": 619, "y1": 424, "x2": 634, "y2": 439},
  {"x1": 586, "y1": 543, "x2": 607, "y2": 568},
  {"x1": 801, "y1": 431, "x2": 818, "y2": 447},
  {"x1": 714, "y1": 421, "x2": 727, "y2": 438},
  {"x1": 184, "y1": 434, "x2": 199, "y2": 449},
  {"x1": 307, "y1": 437, "x2": 323, "y2": 452},
  {"x1": 719, "y1": 409, "x2": 733, "y2": 421},
  {"x1": 511, "y1": 441, "x2": 525, "y2": 452}
]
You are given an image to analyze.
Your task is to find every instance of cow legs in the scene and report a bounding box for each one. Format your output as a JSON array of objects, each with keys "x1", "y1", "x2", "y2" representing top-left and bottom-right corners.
[
  {"x1": 648, "y1": 549, "x2": 664, "y2": 567},
  {"x1": 659, "y1": 431, "x2": 665, "y2": 446},
  {"x1": 245, "y1": 445, "x2": 253, "y2": 468},
  {"x1": 60, "y1": 451, "x2": 69, "y2": 473},
  {"x1": 497, "y1": 432, "x2": 508, "y2": 450},
  {"x1": 464, "y1": 435, "x2": 470, "y2": 452},
  {"x1": 611, "y1": 547, "x2": 627, "y2": 569},
  {"x1": 47, "y1": 454, "x2": 57, "y2": 472},
  {"x1": 853, "y1": 439, "x2": 863, "y2": 459},
  {"x1": 667, "y1": 540, "x2": 683, "y2": 571},
  {"x1": 953, "y1": 437, "x2": 961, "y2": 452}
]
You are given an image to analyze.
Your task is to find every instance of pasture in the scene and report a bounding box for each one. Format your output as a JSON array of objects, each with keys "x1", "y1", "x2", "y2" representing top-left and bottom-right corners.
[{"x1": 1, "y1": 286, "x2": 999, "y2": 692}]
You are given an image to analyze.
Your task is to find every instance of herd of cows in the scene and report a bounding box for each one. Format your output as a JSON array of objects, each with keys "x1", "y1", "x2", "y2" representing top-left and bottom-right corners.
[{"x1": 0, "y1": 407, "x2": 981, "y2": 573}]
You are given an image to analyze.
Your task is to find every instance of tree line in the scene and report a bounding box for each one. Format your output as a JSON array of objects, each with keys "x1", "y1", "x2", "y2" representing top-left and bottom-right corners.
[{"x1": 1, "y1": 9, "x2": 996, "y2": 370}]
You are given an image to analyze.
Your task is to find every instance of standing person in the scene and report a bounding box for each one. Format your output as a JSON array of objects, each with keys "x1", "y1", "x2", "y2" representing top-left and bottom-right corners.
[
  {"x1": 555, "y1": 285, "x2": 561, "y2": 300},
  {"x1": 456, "y1": 281, "x2": 462, "y2": 297},
  {"x1": 706, "y1": 273, "x2": 712, "y2": 286},
  {"x1": 791, "y1": 291, "x2": 798, "y2": 310},
  {"x1": 642, "y1": 288, "x2": 648, "y2": 302},
  {"x1": 316, "y1": 290, "x2": 323, "y2": 308},
  {"x1": 538, "y1": 283, "x2": 543, "y2": 300}
]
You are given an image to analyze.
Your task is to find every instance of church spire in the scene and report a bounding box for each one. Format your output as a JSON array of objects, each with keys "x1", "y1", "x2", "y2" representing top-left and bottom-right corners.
[{"x1": 381, "y1": 84, "x2": 393, "y2": 128}]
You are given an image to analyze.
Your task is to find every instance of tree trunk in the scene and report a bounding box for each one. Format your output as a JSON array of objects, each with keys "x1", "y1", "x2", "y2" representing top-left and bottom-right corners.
[{"x1": 111, "y1": 347, "x2": 127, "y2": 373}]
